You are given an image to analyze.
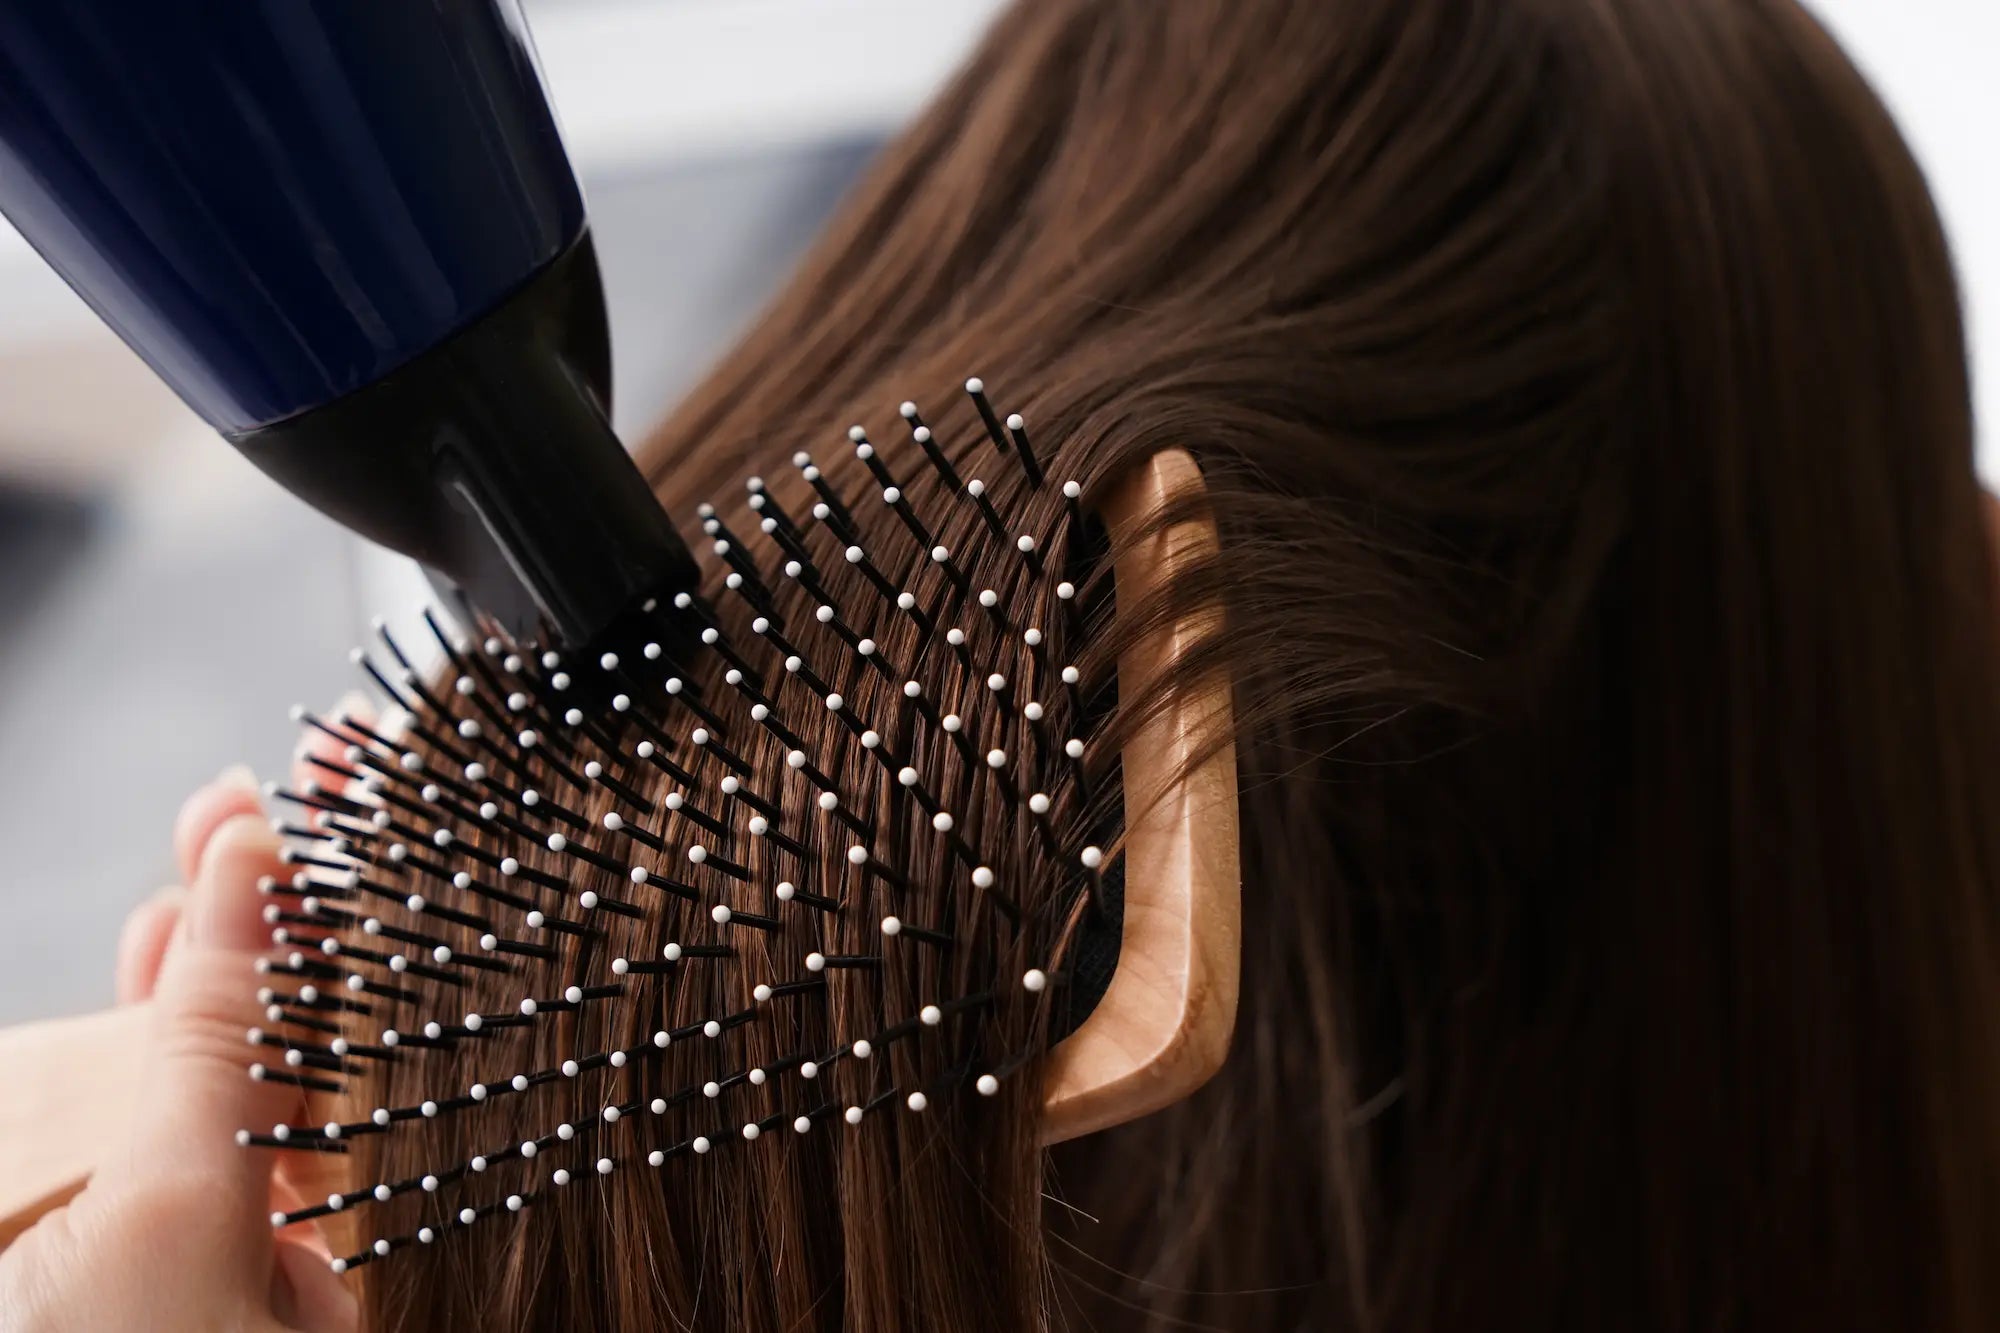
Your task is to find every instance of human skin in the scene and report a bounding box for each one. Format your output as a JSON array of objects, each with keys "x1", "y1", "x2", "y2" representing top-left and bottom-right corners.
[
  {"x1": 5, "y1": 484, "x2": 1998, "y2": 1327},
  {"x1": 0, "y1": 764, "x2": 359, "y2": 1333}
]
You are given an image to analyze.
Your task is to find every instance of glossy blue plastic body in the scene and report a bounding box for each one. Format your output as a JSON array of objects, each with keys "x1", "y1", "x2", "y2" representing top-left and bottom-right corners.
[{"x1": 0, "y1": 0, "x2": 585, "y2": 432}]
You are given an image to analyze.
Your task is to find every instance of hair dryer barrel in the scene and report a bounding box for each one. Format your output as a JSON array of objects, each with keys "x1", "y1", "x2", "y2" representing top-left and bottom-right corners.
[{"x1": 0, "y1": 0, "x2": 699, "y2": 650}]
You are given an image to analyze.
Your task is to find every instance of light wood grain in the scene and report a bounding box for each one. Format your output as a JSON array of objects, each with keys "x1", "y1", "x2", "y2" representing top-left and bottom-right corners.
[
  {"x1": 0, "y1": 451, "x2": 1240, "y2": 1241},
  {"x1": 1039, "y1": 449, "x2": 1241, "y2": 1145}
]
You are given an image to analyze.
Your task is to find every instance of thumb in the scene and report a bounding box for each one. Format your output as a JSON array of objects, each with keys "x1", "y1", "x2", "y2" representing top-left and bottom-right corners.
[
  {"x1": 93, "y1": 814, "x2": 302, "y2": 1280},
  {"x1": 272, "y1": 1238, "x2": 361, "y2": 1332}
]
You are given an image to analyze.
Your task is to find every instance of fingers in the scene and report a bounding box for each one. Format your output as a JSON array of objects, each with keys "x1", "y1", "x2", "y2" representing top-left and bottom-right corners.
[
  {"x1": 271, "y1": 1238, "x2": 361, "y2": 1333},
  {"x1": 294, "y1": 693, "x2": 378, "y2": 793},
  {"x1": 92, "y1": 814, "x2": 298, "y2": 1280},
  {"x1": 115, "y1": 886, "x2": 187, "y2": 1004},
  {"x1": 173, "y1": 765, "x2": 264, "y2": 884}
]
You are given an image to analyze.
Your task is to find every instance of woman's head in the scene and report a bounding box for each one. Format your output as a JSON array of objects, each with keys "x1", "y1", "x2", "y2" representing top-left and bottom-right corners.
[{"x1": 360, "y1": 0, "x2": 2000, "y2": 1328}]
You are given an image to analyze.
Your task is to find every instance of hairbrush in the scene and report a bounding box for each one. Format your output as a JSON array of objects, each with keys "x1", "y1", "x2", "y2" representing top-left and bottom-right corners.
[{"x1": 243, "y1": 380, "x2": 1239, "y2": 1274}]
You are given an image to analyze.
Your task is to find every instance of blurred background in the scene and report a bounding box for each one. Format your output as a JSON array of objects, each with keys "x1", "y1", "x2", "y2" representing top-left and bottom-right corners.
[{"x1": 0, "y1": 0, "x2": 1992, "y2": 1023}]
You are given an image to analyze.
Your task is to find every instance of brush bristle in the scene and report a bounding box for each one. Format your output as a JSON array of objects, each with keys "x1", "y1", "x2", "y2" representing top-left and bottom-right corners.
[{"x1": 251, "y1": 382, "x2": 1119, "y2": 1272}]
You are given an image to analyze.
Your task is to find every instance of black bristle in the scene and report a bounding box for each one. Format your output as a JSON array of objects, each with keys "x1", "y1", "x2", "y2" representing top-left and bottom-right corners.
[{"x1": 247, "y1": 376, "x2": 1124, "y2": 1275}]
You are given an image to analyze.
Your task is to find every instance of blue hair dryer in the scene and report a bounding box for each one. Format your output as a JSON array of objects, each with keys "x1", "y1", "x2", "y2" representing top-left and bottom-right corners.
[{"x1": 0, "y1": 1, "x2": 700, "y2": 655}]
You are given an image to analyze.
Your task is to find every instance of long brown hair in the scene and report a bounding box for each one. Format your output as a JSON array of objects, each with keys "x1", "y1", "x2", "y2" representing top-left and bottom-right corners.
[{"x1": 362, "y1": 0, "x2": 2000, "y2": 1327}]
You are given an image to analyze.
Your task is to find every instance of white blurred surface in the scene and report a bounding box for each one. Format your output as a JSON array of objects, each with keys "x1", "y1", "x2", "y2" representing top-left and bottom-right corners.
[
  {"x1": 1809, "y1": 0, "x2": 2000, "y2": 474},
  {"x1": 0, "y1": 0, "x2": 1007, "y2": 487},
  {"x1": 0, "y1": 0, "x2": 987, "y2": 1022},
  {"x1": 0, "y1": 0, "x2": 1993, "y2": 1022}
]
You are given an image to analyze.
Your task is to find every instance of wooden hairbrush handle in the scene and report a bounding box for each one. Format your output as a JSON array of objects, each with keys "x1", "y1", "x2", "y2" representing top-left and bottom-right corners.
[
  {"x1": 0, "y1": 451, "x2": 1241, "y2": 1241},
  {"x1": 1039, "y1": 448, "x2": 1241, "y2": 1144}
]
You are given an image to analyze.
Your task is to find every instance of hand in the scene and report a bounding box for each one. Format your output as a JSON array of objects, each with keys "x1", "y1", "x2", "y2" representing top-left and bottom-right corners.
[{"x1": 0, "y1": 771, "x2": 359, "y2": 1333}]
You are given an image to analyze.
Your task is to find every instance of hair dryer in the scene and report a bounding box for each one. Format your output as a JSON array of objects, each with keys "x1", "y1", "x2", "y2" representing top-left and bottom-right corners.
[{"x1": 0, "y1": 0, "x2": 700, "y2": 655}]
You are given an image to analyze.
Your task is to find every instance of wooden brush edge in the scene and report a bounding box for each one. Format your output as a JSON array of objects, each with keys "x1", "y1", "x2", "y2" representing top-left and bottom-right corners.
[{"x1": 1039, "y1": 448, "x2": 1241, "y2": 1145}]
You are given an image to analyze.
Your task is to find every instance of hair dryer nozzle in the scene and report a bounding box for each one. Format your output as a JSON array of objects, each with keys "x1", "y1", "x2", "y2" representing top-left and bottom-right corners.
[{"x1": 229, "y1": 232, "x2": 699, "y2": 656}]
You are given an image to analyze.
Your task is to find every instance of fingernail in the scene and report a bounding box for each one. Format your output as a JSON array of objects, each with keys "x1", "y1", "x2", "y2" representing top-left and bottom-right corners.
[
  {"x1": 216, "y1": 763, "x2": 259, "y2": 796},
  {"x1": 333, "y1": 691, "x2": 372, "y2": 724},
  {"x1": 186, "y1": 815, "x2": 278, "y2": 952}
]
